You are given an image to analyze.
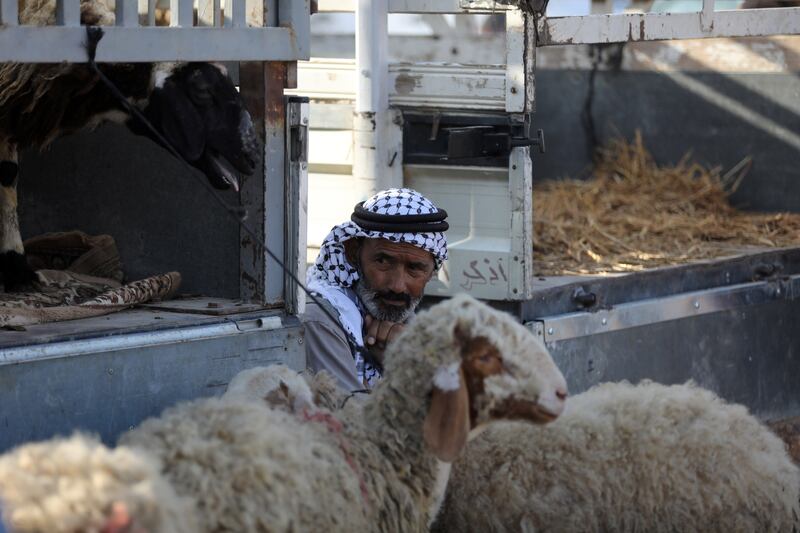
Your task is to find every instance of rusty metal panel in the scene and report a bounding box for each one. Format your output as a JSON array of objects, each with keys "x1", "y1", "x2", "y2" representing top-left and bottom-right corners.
[
  {"x1": 537, "y1": 7, "x2": 800, "y2": 46},
  {"x1": 239, "y1": 62, "x2": 288, "y2": 306}
]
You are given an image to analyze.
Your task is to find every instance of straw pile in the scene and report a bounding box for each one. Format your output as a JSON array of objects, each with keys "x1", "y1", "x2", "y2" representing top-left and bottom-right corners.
[{"x1": 533, "y1": 133, "x2": 800, "y2": 276}]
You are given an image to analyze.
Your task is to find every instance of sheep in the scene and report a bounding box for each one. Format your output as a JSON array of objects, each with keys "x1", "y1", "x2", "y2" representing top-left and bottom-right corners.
[
  {"x1": 223, "y1": 365, "x2": 352, "y2": 414},
  {"x1": 0, "y1": 0, "x2": 259, "y2": 289},
  {"x1": 433, "y1": 380, "x2": 800, "y2": 533},
  {"x1": 0, "y1": 433, "x2": 198, "y2": 533},
  {"x1": 116, "y1": 293, "x2": 568, "y2": 532}
]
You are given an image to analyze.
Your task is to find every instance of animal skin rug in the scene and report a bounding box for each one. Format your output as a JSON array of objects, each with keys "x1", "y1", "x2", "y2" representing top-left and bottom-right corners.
[{"x1": 0, "y1": 231, "x2": 181, "y2": 326}]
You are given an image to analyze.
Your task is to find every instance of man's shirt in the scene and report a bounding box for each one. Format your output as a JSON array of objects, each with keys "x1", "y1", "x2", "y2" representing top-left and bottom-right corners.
[{"x1": 301, "y1": 300, "x2": 363, "y2": 391}]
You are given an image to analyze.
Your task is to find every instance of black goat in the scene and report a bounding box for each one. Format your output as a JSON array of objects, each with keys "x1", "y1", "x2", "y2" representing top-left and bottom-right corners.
[{"x1": 0, "y1": 0, "x2": 259, "y2": 289}]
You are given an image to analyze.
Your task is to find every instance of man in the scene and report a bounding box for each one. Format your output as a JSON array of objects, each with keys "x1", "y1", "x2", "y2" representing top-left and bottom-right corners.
[{"x1": 303, "y1": 188, "x2": 448, "y2": 390}]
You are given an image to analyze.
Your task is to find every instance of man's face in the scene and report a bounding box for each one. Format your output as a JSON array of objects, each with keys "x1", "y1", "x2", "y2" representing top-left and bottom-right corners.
[{"x1": 346, "y1": 238, "x2": 436, "y2": 323}]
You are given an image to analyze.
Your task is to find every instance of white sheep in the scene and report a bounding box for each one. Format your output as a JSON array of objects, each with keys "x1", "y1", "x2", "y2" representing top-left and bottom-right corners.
[
  {"x1": 0, "y1": 433, "x2": 197, "y2": 533},
  {"x1": 0, "y1": 0, "x2": 258, "y2": 289},
  {"x1": 223, "y1": 365, "x2": 355, "y2": 415},
  {"x1": 223, "y1": 364, "x2": 317, "y2": 413},
  {"x1": 433, "y1": 380, "x2": 800, "y2": 533},
  {"x1": 116, "y1": 293, "x2": 568, "y2": 532}
]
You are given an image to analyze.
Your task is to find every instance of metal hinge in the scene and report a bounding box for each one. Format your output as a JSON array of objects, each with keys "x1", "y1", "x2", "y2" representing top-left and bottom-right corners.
[{"x1": 447, "y1": 125, "x2": 545, "y2": 159}]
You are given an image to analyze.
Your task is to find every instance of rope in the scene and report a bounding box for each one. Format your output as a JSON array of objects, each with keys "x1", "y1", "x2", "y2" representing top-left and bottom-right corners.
[{"x1": 83, "y1": 26, "x2": 377, "y2": 391}]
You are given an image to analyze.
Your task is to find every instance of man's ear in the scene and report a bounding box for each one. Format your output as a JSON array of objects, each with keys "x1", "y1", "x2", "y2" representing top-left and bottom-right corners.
[
  {"x1": 343, "y1": 238, "x2": 362, "y2": 267},
  {"x1": 423, "y1": 363, "x2": 470, "y2": 462}
]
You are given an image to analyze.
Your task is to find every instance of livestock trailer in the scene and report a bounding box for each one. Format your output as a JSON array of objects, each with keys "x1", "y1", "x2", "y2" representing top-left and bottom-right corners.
[
  {"x1": 0, "y1": 0, "x2": 312, "y2": 451},
  {"x1": 301, "y1": 0, "x2": 800, "y2": 421}
]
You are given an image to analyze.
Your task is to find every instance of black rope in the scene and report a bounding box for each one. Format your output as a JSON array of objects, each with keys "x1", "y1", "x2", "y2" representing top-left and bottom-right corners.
[{"x1": 84, "y1": 26, "x2": 382, "y2": 388}]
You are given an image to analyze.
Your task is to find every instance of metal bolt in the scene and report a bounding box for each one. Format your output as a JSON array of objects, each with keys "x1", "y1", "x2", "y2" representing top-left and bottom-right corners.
[
  {"x1": 693, "y1": 301, "x2": 700, "y2": 309},
  {"x1": 547, "y1": 327, "x2": 554, "y2": 335},
  {"x1": 510, "y1": 87, "x2": 517, "y2": 94},
  {"x1": 107, "y1": 368, "x2": 114, "y2": 375},
  {"x1": 298, "y1": 337, "x2": 304, "y2": 345},
  {"x1": 601, "y1": 318, "x2": 607, "y2": 326},
  {"x1": 512, "y1": 288, "x2": 518, "y2": 294},
  {"x1": 302, "y1": 117, "x2": 309, "y2": 125},
  {"x1": 302, "y1": 162, "x2": 308, "y2": 171}
]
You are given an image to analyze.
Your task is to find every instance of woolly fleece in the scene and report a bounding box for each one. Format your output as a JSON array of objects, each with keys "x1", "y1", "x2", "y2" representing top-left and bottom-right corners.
[
  {"x1": 434, "y1": 381, "x2": 800, "y2": 532},
  {"x1": 0, "y1": 433, "x2": 197, "y2": 533}
]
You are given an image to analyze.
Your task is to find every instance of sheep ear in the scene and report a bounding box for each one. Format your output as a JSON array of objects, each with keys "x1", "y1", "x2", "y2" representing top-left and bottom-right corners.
[
  {"x1": 151, "y1": 79, "x2": 206, "y2": 162},
  {"x1": 423, "y1": 364, "x2": 470, "y2": 462}
]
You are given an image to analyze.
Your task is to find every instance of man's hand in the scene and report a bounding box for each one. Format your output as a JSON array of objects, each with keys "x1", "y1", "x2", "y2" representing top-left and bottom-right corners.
[{"x1": 363, "y1": 314, "x2": 405, "y2": 361}]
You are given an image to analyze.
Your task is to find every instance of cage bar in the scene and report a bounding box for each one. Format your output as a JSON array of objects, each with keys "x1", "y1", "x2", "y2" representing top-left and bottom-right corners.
[
  {"x1": 232, "y1": 0, "x2": 245, "y2": 27},
  {"x1": 56, "y1": 0, "x2": 80, "y2": 27},
  {"x1": 116, "y1": 0, "x2": 139, "y2": 27},
  {"x1": 0, "y1": 0, "x2": 18, "y2": 25},
  {"x1": 170, "y1": 0, "x2": 193, "y2": 26}
]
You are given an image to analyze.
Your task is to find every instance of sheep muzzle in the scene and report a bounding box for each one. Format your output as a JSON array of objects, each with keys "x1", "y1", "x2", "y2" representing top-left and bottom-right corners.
[{"x1": 490, "y1": 397, "x2": 560, "y2": 424}]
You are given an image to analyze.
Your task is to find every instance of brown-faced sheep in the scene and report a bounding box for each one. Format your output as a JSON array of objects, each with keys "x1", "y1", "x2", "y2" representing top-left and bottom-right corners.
[
  {"x1": 0, "y1": 0, "x2": 258, "y2": 289},
  {"x1": 434, "y1": 380, "x2": 800, "y2": 533},
  {"x1": 117, "y1": 293, "x2": 568, "y2": 532}
]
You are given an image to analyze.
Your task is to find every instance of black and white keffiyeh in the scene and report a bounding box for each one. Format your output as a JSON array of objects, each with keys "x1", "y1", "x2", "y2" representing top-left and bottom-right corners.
[{"x1": 307, "y1": 188, "x2": 448, "y2": 388}]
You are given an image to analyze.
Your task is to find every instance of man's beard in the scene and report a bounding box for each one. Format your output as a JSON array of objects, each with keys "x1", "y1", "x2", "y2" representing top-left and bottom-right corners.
[{"x1": 355, "y1": 276, "x2": 421, "y2": 323}]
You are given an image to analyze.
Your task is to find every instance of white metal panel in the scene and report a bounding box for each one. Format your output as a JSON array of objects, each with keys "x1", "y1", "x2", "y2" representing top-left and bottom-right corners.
[
  {"x1": 701, "y1": 0, "x2": 714, "y2": 32},
  {"x1": 405, "y1": 164, "x2": 525, "y2": 301},
  {"x1": 293, "y1": 59, "x2": 509, "y2": 111},
  {"x1": 507, "y1": 147, "x2": 533, "y2": 299},
  {"x1": 318, "y1": 0, "x2": 511, "y2": 13},
  {"x1": 292, "y1": 59, "x2": 359, "y2": 101},
  {"x1": 390, "y1": 63, "x2": 506, "y2": 110},
  {"x1": 0, "y1": 27, "x2": 306, "y2": 62},
  {"x1": 537, "y1": 8, "x2": 800, "y2": 46},
  {"x1": 505, "y1": 9, "x2": 525, "y2": 113}
]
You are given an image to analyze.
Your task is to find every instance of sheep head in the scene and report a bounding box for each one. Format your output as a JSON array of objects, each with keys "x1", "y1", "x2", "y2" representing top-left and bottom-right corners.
[
  {"x1": 223, "y1": 365, "x2": 316, "y2": 414},
  {"x1": 131, "y1": 63, "x2": 259, "y2": 192},
  {"x1": 383, "y1": 293, "x2": 567, "y2": 462}
]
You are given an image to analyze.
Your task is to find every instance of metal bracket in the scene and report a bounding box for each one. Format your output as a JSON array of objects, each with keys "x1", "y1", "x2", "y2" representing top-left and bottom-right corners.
[{"x1": 447, "y1": 124, "x2": 545, "y2": 159}]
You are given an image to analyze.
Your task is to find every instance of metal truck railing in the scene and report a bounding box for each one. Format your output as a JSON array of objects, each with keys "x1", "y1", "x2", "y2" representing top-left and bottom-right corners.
[{"x1": 0, "y1": 0, "x2": 310, "y2": 62}]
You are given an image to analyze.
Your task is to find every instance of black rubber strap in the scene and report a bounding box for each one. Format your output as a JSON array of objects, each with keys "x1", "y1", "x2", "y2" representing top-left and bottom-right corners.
[
  {"x1": 351, "y1": 202, "x2": 449, "y2": 232},
  {"x1": 353, "y1": 202, "x2": 448, "y2": 223}
]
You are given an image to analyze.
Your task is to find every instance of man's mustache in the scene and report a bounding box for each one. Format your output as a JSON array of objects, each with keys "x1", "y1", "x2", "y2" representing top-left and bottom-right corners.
[{"x1": 376, "y1": 290, "x2": 411, "y2": 305}]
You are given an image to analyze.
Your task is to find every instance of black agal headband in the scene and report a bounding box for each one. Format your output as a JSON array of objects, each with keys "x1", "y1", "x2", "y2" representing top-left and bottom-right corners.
[{"x1": 351, "y1": 202, "x2": 449, "y2": 233}]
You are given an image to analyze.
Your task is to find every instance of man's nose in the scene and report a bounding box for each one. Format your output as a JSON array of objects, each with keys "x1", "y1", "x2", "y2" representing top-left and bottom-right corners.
[{"x1": 387, "y1": 271, "x2": 408, "y2": 294}]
